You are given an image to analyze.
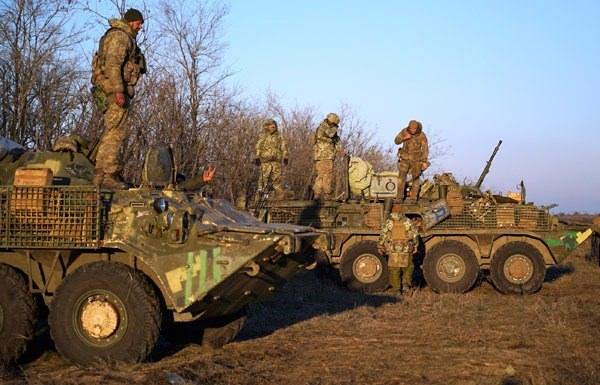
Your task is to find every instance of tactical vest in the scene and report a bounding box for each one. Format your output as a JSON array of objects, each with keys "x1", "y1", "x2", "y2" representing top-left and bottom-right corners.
[{"x1": 91, "y1": 27, "x2": 146, "y2": 93}]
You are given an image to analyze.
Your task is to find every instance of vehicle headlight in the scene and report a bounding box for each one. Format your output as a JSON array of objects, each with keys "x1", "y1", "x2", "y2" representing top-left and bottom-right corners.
[{"x1": 153, "y1": 198, "x2": 169, "y2": 213}]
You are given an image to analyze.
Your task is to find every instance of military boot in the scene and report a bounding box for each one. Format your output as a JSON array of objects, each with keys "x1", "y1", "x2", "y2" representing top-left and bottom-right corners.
[
  {"x1": 103, "y1": 173, "x2": 128, "y2": 190},
  {"x1": 388, "y1": 268, "x2": 401, "y2": 292}
]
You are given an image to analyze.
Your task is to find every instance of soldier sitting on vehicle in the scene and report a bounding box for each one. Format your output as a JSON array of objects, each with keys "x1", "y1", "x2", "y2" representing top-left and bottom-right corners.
[{"x1": 379, "y1": 211, "x2": 420, "y2": 293}]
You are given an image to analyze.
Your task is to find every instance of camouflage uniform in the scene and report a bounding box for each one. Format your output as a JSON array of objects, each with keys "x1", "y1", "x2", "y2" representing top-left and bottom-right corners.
[
  {"x1": 91, "y1": 14, "x2": 145, "y2": 187},
  {"x1": 379, "y1": 212, "x2": 419, "y2": 292},
  {"x1": 313, "y1": 113, "x2": 341, "y2": 199},
  {"x1": 255, "y1": 120, "x2": 289, "y2": 200},
  {"x1": 395, "y1": 120, "x2": 429, "y2": 200}
]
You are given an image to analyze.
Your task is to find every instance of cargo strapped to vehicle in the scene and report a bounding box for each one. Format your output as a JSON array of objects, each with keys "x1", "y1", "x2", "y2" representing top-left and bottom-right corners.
[{"x1": 0, "y1": 186, "x2": 104, "y2": 249}]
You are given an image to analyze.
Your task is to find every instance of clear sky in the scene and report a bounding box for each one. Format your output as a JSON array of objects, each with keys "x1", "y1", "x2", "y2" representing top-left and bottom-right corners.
[{"x1": 220, "y1": 0, "x2": 599, "y2": 213}]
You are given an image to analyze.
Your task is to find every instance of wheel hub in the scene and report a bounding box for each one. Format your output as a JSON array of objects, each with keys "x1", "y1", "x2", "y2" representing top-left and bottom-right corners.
[
  {"x1": 436, "y1": 254, "x2": 466, "y2": 283},
  {"x1": 504, "y1": 254, "x2": 533, "y2": 284},
  {"x1": 353, "y1": 254, "x2": 382, "y2": 283},
  {"x1": 80, "y1": 296, "x2": 120, "y2": 339}
]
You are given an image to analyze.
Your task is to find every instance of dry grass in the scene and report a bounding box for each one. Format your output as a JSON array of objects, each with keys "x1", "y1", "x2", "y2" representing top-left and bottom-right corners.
[{"x1": 3, "y1": 247, "x2": 600, "y2": 385}]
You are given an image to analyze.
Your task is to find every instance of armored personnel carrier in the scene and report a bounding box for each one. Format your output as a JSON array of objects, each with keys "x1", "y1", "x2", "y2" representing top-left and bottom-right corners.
[
  {"x1": 260, "y1": 142, "x2": 597, "y2": 295},
  {"x1": 0, "y1": 141, "x2": 320, "y2": 365}
]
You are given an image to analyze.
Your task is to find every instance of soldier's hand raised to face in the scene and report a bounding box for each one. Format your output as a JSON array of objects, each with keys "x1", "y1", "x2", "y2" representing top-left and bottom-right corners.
[
  {"x1": 402, "y1": 132, "x2": 412, "y2": 141},
  {"x1": 115, "y1": 92, "x2": 126, "y2": 107}
]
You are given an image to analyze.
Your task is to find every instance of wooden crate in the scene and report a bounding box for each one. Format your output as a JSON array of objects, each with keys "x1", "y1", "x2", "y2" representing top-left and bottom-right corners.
[
  {"x1": 11, "y1": 168, "x2": 53, "y2": 212},
  {"x1": 14, "y1": 168, "x2": 53, "y2": 186}
]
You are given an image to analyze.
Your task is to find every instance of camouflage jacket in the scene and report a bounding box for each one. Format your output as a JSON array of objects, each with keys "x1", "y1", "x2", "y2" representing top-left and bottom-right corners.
[
  {"x1": 313, "y1": 120, "x2": 340, "y2": 161},
  {"x1": 394, "y1": 128, "x2": 428, "y2": 163},
  {"x1": 379, "y1": 213, "x2": 419, "y2": 255},
  {"x1": 255, "y1": 130, "x2": 289, "y2": 162},
  {"x1": 92, "y1": 19, "x2": 145, "y2": 98}
]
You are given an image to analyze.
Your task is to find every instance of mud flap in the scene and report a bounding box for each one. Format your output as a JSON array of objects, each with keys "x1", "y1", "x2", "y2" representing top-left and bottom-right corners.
[{"x1": 588, "y1": 231, "x2": 600, "y2": 267}]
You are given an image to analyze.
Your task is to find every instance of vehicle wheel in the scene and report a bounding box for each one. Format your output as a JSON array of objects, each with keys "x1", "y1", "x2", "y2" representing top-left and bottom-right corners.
[
  {"x1": 0, "y1": 264, "x2": 37, "y2": 366},
  {"x1": 49, "y1": 262, "x2": 161, "y2": 365},
  {"x1": 340, "y1": 241, "x2": 388, "y2": 293},
  {"x1": 423, "y1": 240, "x2": 480, "y2": 293},
  {"x1": 201, "y1": 308, "x2": 247, "y2": 348},
  {"x1": 165, "y1": 308, "x2": 247, "y2": 348},
  {"x1": 490, "y1": 241, "x2": 546, "y2": 294}
]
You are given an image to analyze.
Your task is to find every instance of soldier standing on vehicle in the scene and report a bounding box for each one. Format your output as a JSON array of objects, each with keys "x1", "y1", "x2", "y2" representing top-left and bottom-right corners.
[
  {"x1": 313, "y1": 113, "x2": 342, "y2": 200},
  {"x1": 91, "y1": 8, "x2": 146, "y2": 189},
  {"x1": 255, "y1": 118, "x2": 289, "y2": 200},
  {"x1": 379, "y1": 212, "x2": 419, "y2": 293},
  {"x1": 395, "y1": 119, "x2": 429, "y2": 201}
]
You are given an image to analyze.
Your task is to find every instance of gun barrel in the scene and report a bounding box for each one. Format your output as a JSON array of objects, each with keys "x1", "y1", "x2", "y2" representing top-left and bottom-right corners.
[{"x1": 475, "y1": 140, "x2": 502, "y2": 189}]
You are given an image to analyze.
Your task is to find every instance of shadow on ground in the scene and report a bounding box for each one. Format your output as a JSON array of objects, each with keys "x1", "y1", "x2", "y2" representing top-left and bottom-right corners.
[
  {"x1": 238, "y1": 265, "x2": 399, "y2": 340},
  {"x1": 545, "y1": 262, "x2": 575, "y2": 283}
]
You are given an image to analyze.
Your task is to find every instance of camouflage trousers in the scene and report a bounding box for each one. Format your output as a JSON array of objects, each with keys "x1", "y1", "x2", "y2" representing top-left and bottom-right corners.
[
  {"x1": 389, "y1": 266, "x2": 414, "y2": 289},
  {"x1": 313, "y1": 159, "x2": 333, "y2": 199},
  {"x1": 389, "y1": 251, "x2": 414, "y2": 288},
  {"x1": 259, "y1": 161, "x2": 284, "y2": 199},
  {"x1": 398, "y1": 160, "x2": 423, "y2": 200},
  {"x1": 95, "y1": 101, "x2": 129, "y2": 176}
]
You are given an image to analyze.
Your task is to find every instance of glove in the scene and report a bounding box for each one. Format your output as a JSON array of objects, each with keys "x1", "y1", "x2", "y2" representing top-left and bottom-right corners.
[
  {"x1": 254, "y1": 158, "x2": 260, "y2": 166},
  {"x1": 283, "y1": 158, "x2": 288, "y2": 166},
  {"x1": 115, "y1": 92, "x2": 126, "y2": 107}
]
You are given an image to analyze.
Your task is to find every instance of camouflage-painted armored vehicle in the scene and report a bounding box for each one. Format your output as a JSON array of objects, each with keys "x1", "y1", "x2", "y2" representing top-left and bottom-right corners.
[
  {"x1": 259, "y1": 144, "x2": 597, "y2": 295},
  {"x1": 0, "y1": 142, "x2": 319, "y2": 366}
]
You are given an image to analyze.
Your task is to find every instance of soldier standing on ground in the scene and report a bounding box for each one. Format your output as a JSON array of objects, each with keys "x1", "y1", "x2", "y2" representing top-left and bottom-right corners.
[
  {"x1": 91, "y1": 8, "x2": 146, "y2": 189},
  {"x1": 395, "y1": 119, "x2": 429, "y2": 201},
  {"x1": 255, "y1": 119, "x2": 289, "y2": 200},
  {"x1": 313, "y1": 113, "x2": 342, "y2": 200},
  {"x1": 379, "y1": 212, "x2": 419, "y2": 293}
]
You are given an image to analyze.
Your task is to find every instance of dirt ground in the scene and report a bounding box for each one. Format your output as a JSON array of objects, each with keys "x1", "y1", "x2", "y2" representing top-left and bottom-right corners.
[{"x1": 2, "y1": 246, "x2": 600, "y2": 385}]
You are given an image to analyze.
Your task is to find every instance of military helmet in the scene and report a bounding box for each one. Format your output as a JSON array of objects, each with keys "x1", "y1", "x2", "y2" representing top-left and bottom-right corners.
[
  {"x1": 326, "y1": 113, "x2": 340, "y2": 126},
  {"x1": 52, "y1": 134, "x2": 90, "y2": 154}
]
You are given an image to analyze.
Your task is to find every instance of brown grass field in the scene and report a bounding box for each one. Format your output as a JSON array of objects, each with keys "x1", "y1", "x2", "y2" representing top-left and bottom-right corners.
[{"x1": 2, "y1": 241, "x2": 599, "y2": 385}]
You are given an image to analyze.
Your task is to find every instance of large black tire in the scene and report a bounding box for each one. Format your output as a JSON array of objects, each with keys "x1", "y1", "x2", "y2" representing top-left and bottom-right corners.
[
  {"x1": 423, "y1": 240, "x2": 480, "y2": 293},
  {"x1": 340, "y1": 241, "x2": 389, "y2": 293},
  {"x1": 0, "y1": 264, "x2": 37, "y2": 366},
  {"x1": 49, "y1": 262, "x2": 161, "y2": 365},
  {"x1": 490, "y1": 241, "x2": 546, "y2": 294},
  {"x1": 201, "y1": 308, "x2": 247, "y2": 348},
  {"x1": 165, "y1": 308, "x2": 247, "y2": 348}
]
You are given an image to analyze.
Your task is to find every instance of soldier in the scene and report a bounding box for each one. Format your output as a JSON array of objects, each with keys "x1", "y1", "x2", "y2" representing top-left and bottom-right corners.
[
  {"x1": 91, "y1": 8, "x2": 146, "y2": 189},
  {"x1": 313, "y1": 112, "x2": 342, "y2": 200},
  {"x1": 255, "y1": 118, "x2": 289, "y2": 200},
  {"x1": 379, "y1": 212, "x2": 419, "y2": 293},
  {"x1": 395, "y1": 119, "x2": 429, "y2": 201}
]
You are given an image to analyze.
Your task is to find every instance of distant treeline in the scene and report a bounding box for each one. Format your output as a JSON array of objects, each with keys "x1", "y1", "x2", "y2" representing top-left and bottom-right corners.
[{"x1": 0, "y1": 0, "x2": 405, "y2": 201}]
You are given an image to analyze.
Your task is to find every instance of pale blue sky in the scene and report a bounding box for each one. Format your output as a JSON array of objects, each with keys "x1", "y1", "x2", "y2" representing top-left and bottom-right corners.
[
  {"x1": 222, "y1": 0, "x2": 599, "y2": 213},
  {"x1": 82, "y1": 1, "x2": 599, "y2": 213}
]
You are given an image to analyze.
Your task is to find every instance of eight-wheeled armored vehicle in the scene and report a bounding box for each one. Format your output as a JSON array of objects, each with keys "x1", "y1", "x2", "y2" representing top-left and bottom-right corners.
[
  {"x1": 0, "y1": 143, "x2": 320, "y2": 365},
  {"x1": 260, "y1": 143, "x2": 596, "y2": 294}
]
